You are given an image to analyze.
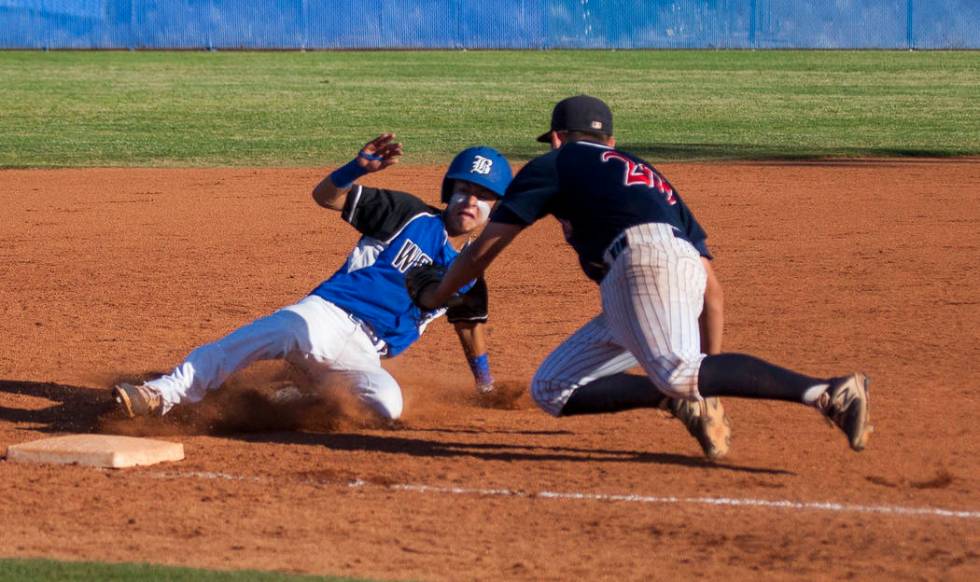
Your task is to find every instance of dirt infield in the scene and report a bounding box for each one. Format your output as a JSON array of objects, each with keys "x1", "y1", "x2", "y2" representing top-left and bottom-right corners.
[{"x1": 1, "y1": 161, "x2": 978, "y2": 581}]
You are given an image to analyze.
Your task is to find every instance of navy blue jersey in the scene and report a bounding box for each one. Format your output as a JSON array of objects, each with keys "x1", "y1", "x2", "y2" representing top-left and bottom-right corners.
[
  {"x1": 312, "y1": 185, "x2": 471, "y2": 357},
  {"x1": 492, "y1": 141, "x2": 711, "y2": 282}
]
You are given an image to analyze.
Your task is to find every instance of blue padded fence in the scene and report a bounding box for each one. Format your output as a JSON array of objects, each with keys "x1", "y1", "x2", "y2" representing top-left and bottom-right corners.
[{"x1": 1, "y1": 1, "x2": 978, "y2": 50}]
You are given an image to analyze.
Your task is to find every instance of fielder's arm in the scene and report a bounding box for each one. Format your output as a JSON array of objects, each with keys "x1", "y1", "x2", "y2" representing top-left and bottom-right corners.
[
  {"x1": 312, "y1": 133, "x2": 403, "y2": 210},
  {"x1": 419, "y1": 222, "x2": 524, "y2": 310},
  {"x1": 699, "y1": 257, "x2": 724, "y2": 355}
]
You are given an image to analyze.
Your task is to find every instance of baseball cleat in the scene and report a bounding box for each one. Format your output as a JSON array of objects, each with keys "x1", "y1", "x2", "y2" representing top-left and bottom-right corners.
[
  {"x1": 269, "y1": 383, "x2": 323, "y2": 407},
  {"x1": 670, "y1": 397, "x2": 732, "y2": 461},
  {"x1": 270, "y1": 384, "x2": 305, "y2": 404},
  {"x1": 818, "y1": 373, "x2": 872, "y2": 451},
  {"x1": 113, "y1": 382, "x2": 163, "y2": 418}
]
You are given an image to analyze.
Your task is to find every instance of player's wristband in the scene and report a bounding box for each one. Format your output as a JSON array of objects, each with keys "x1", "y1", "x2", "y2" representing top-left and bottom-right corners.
[
  {"x1": 329, "y1": 157, "x2": 369, "y2": 189},
  {"x1": 467, "y1": 353, "x2": 493, "y2": 386},
  {"x1": 358, "y1": 150, "x2": 383, "y2": 162}
]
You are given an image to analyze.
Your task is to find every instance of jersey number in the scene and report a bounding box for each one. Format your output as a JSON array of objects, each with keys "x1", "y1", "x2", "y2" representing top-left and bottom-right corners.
[{"x1": 600, "y1": 151, "x2": 677, "y2": 205}]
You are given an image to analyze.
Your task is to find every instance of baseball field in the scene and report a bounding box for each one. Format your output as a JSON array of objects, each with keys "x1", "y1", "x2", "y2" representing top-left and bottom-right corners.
[{"x1": 1, "y1": 51, "x2": 979, "y2": 581}]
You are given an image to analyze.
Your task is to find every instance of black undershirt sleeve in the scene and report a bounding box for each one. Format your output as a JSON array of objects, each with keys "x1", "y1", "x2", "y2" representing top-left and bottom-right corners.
[{"x1": 342, "y1": 186, "x2": 438, "y2": 241}]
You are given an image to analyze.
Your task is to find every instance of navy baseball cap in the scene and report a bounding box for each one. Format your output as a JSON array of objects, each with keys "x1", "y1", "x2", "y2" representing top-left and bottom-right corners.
[{"x1": 536, "y1": 95, "x2": 614, "y2": 143}]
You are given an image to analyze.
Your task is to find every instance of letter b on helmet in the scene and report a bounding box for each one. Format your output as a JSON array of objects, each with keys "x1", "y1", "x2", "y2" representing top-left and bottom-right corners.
[{"x1": 441, "y1": 146, "x2": 512, "y2": 203}]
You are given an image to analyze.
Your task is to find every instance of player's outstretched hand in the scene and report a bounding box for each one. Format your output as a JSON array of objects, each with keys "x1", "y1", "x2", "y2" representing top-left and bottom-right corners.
[{"x1": 357, "y1": 133, "x2": 403, "y2": 173}]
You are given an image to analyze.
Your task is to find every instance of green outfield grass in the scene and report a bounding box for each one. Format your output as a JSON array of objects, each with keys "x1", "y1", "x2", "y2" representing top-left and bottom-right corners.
[
  {"x1": 0, "y1": 558, "x2": 379, "y2": 581},
  {"x1": 0, "y1": 50, "x2": 977, "y2": 167}
]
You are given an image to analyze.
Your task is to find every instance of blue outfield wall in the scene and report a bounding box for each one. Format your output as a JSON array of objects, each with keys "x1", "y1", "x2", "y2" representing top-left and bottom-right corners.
[{"x1": 1, "y1": 0, "x2": 978, "y2": 50}]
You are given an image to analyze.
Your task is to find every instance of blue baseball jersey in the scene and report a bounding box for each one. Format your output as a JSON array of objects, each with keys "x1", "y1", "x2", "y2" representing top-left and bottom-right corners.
[
  {"x1": 492, "y1": 141, "x2": 711, "y2": 282},
  {"x1": 312, "y1": 185, "x2": 464, "y2": 357}
]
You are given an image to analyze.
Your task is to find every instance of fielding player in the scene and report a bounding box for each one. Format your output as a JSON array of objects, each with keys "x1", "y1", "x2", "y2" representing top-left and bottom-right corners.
[{"x1": 410, "y1": 96, "x2": 872, "y2": 460}]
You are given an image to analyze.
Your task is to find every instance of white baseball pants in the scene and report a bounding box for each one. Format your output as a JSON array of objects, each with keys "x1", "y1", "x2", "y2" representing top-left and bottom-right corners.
[
  {"x1": 146, "y1": 295, "x2": 403, "y2": 419},
  {"x1": 532, "y1": 223, "x2": 707, "y2": 416}
]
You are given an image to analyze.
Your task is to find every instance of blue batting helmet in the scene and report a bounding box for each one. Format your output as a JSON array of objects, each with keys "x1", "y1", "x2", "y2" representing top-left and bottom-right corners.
[{"x1": 440, "y1": 146, "x2": 512, "y2": 203}]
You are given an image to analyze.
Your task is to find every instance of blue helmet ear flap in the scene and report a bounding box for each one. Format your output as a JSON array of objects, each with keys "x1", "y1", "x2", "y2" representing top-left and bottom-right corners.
[{"x1": 441, "y1": 146, "x2": 513, "y2": 203}]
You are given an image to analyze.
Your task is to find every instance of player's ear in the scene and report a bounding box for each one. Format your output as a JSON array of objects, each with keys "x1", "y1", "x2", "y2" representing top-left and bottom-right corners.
[
  {"x1": 549, "y1": 131, "x2": 564, "y2": 150},
  {"x1": 607, "y1": 135, "x2": 617, "y2": 147}
]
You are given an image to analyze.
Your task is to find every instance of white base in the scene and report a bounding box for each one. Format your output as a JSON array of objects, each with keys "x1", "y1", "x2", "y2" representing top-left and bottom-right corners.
[{"x1": 4, "y1": 434, "x2": 184, "y2": 468}]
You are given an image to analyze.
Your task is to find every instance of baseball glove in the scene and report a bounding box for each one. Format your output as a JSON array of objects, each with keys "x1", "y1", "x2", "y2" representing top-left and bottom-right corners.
[{"x1": 404, "y1": 263, "x2": 446, "y2": 309}]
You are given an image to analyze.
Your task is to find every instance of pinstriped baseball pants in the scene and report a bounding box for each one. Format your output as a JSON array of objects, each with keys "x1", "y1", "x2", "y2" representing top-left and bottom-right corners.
[{"x1": 532, "y1": 223, "x2": 707, "y2": 416}]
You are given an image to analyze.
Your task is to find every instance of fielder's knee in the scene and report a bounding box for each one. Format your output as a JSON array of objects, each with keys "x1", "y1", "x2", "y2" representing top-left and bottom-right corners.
[
  {"x1": 530, "y1": 373, "x2": 567, "y2": 417},
  {"x1": 651, "y1": 356, "x2": 704, "y2": 401}
]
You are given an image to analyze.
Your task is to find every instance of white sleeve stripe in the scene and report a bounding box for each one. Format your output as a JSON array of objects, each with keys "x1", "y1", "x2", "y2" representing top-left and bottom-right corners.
[
  {"x1": 577, "y1": 141, "x2": 614, "y2": 151},
  {"x1": 344, "y1": 184, "x2": 364, "y2": 225},
  {"x1": 382, "y1": 211, "x2": 441, "y2": 245}
]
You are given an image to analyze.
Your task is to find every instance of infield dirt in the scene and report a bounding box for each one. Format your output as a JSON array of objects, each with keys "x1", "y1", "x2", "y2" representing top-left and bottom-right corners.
[{"x1": 1, "y1": 161, "x2": 978, "y2": 580}]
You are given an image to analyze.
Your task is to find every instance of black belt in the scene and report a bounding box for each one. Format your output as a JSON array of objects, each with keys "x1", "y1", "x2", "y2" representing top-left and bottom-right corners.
[
  {"x1": 606, "y1": 233, "x2": 630, "y2": 262},
  {"x1": 348, "y1": 313, "x2": 389, "y2": 357},
  {"x1": 605, "y1": 225, "x2": 684, "y2": 263}
]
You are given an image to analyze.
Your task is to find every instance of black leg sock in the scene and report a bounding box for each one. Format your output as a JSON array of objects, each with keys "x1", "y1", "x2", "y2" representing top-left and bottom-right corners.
[
  {"x1": 560, "y1": 373, "x2": 668, "y2": 416},
  {"x1": 697, "y1": 353, "x2": 825, "y2": 402}
]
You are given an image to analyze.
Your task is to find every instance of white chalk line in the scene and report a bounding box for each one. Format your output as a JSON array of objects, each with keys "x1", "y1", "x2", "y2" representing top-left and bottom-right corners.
[{"x1": 144, "y1": 470, "x2": 980, "y2": 521}]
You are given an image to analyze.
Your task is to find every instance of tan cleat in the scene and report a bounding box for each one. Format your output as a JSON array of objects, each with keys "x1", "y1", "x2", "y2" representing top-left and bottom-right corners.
[
  {"x1": 113, "y1": 383, "x2": 163, "y2": 418},
  {"x1": 818, "y1": 373, "x2": 872, "y2": 451},
  {"x1": 270, "y1": 383, "x2": 305, "y2": 404},
  {"x1": 670, "y1": 396, "x2": 732, "y2": 461}
]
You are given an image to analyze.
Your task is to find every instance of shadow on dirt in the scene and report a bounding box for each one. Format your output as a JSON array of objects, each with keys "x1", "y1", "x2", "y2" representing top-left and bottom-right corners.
[
  {"x1": 0, "y1": 372, "x2": 364, "y2": 438},
  {"x1": 0, "y1": 380, "x2": 114, "y2": 433},
  {"x1": 411, "y1": 427, "x2": 576, "y2": 436},
  {"x1": 241, "y1": 431, "x2": 793, "y2": 475},
  {"x1": 0, "y1": 377, "x2": 790, "y2": 475}
]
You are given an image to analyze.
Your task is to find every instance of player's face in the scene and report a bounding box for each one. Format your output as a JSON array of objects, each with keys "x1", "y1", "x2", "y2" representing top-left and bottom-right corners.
[{"x1": 445, "y1": 180, "x2": 497, "y2": 235}]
